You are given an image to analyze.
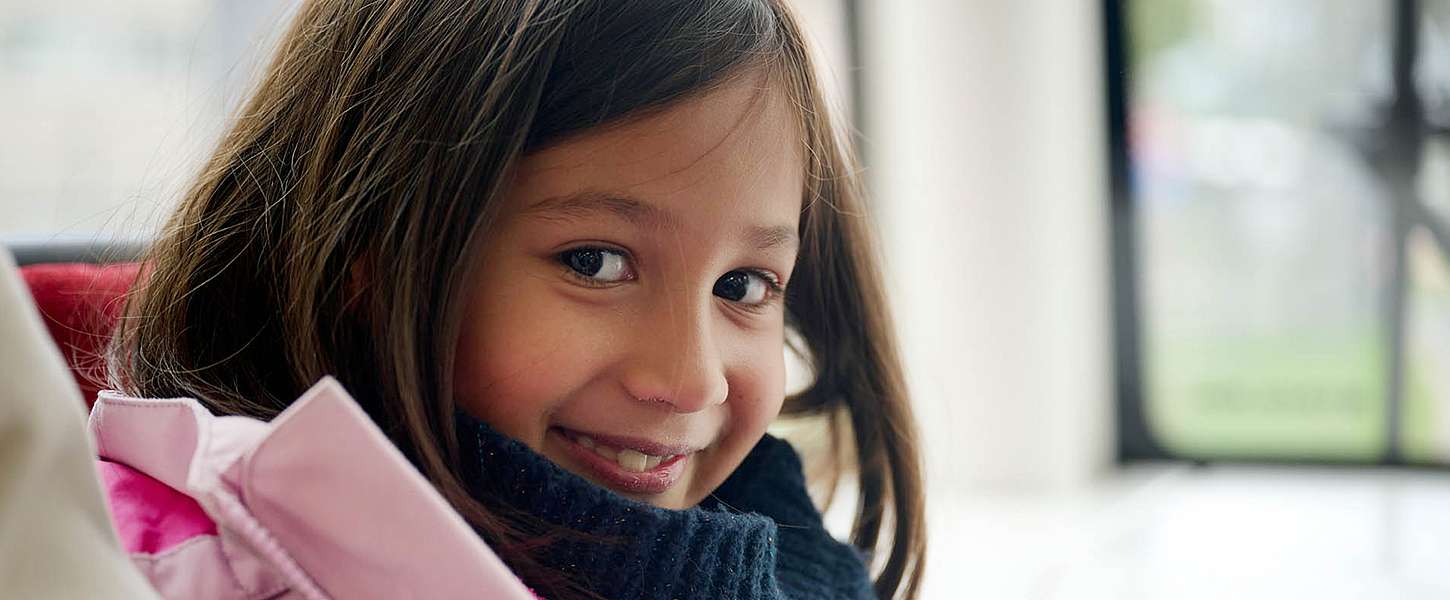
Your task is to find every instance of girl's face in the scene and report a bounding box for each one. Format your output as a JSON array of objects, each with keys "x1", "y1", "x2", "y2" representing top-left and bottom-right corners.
[{"x1": 454, "y1": 74, "x2": 804, "y2": 509}]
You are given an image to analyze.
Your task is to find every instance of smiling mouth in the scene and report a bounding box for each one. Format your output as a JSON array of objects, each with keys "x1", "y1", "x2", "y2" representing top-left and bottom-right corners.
[{"x1": 549, "y1": 427, "x2": 696, "y2": 495}]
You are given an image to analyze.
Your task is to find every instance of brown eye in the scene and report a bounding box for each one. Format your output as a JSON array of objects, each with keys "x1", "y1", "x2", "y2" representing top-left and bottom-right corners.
[
  {"x1": 713, "y1": 270, "x2": 770, "y2": 305},
  {"x1": 559, "y1": 248, "x2": 632, "y2": 282}
]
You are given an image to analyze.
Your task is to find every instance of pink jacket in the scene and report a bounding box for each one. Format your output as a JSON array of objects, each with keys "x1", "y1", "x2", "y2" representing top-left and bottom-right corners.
[{"x1": 91, "y1": 377, "x2": 538, "y2": 600}]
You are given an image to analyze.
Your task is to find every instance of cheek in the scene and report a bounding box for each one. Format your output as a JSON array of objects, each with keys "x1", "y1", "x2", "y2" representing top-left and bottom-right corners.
[
  {"x1": 683, "y1": 334, "x2": 789, "y2": 504},
  {"x1": 728, "y1": 339, "x2": 788, "y2": 433},
  {"x1": 452, "y1": 278, "x2": 610, "y2": 448}
]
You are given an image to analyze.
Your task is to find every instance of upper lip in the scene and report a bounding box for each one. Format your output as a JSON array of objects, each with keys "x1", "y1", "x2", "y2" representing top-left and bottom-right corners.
[{"x1": 557, "y1": 427, "x2": 702, "y2": 457}]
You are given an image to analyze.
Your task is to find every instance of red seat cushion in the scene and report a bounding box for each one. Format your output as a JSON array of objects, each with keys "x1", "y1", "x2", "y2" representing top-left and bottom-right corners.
[{"x1": 19, "y1": 262, "x2": 141, "y2": 406}]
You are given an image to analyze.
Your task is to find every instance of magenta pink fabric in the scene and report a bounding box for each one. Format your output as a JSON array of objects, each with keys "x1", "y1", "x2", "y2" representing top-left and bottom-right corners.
[
  {"x1": 98, "y1": 460, "x2": 217, "y2": 555},
  {"x1": 90, "y1": 377, "x2": 540, "y2": 600}
]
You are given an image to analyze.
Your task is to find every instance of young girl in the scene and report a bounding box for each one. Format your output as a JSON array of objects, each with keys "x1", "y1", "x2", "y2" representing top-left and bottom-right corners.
[{"x1": 107, "y1": 0, "x2": 925, "y2": 598}]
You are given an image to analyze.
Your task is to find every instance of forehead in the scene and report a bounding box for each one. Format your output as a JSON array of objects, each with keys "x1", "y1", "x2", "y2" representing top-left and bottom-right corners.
[{"x1": 507, "y1": 73, "x2": 806, "y2": 227}]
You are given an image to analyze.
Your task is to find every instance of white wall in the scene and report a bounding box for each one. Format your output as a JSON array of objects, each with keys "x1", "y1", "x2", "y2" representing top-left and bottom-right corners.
[
  {"x1": 861, "y1": 1, "x2": 1115, "y2": 492},
  {"x1": 0, "y1": 0, "x2": 293, "y2": 237}
]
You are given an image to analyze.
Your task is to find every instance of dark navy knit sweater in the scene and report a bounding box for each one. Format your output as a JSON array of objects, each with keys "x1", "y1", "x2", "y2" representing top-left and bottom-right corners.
[{"x1": 455, "y1": 412, "x2": 874, "y2": 599}]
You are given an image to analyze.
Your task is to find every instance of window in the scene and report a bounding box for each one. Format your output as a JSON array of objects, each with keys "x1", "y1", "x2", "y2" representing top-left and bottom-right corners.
[{"x1": 1110, "y1": 0, "x2": 1450, "y2": 464}]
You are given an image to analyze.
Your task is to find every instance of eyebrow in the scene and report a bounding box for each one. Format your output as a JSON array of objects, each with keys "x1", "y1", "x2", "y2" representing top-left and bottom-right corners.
[{"x1": 523, "y1": 191, "x2": 800, "y2": 250}]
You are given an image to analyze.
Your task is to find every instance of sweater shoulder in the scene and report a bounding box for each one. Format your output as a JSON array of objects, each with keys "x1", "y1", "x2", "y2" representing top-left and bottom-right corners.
[{"x1": 709, "y1": 435, "x2": 876, "y2": 599}]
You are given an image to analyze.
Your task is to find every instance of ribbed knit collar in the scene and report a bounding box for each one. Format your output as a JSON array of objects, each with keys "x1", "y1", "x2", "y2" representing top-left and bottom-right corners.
[{"x1": 454, "y1": 411, "x2": 784, "y2": 599}]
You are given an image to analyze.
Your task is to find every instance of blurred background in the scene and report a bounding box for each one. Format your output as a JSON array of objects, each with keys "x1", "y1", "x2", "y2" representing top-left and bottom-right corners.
[{"x1": 6, "y1": 0, "x2": 1450, "y2": 597}]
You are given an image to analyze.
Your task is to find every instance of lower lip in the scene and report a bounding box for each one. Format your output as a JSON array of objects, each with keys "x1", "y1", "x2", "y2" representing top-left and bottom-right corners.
[{"x1": 549, "y1": 428, "x2": 689, "y2": 495}]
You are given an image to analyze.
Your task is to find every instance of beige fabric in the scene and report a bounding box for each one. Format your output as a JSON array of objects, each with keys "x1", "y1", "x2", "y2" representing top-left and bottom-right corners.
[{"x1": 0, "y1": 250, "x2": 159, "y2": 599}]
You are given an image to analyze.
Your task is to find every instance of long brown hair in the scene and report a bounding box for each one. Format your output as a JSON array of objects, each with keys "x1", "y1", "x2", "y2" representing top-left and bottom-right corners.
[{"x1": 110, "y1": 1, "x2": 924, "y2": 597}]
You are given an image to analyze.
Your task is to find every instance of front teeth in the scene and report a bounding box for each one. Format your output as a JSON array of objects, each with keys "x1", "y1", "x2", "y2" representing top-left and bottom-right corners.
[
  {"x1": 618, "y1": 449, "x2": 648, "y2": 472},
  {"x1": 576, "y1": 435, "x2": 671, "y2": 473},
  {"x1": 578, "y1": 436, "x2": 616, "y2": 460}
]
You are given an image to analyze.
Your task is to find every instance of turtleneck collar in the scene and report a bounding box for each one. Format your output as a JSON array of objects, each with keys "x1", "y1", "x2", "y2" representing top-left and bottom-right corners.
[{"x1": 454, "y1": 411, "x2": 783, "y2": 599}]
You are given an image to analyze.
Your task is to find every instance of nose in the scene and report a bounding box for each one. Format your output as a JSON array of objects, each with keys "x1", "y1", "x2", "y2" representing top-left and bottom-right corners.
[{"x1": 618, "y1": 293, "x2": 729, "y2": 414}]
